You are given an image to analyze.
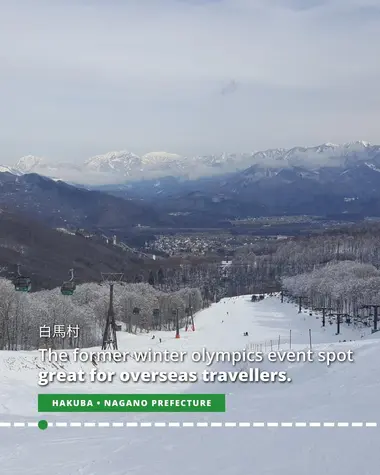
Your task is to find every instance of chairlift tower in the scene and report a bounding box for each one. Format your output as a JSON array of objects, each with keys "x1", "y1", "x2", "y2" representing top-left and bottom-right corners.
[
  {"x1": 361, "y1": 304, "x2": 380, "y2": 333},
  {"x1": 153, "y1": 308, "x2": 161, "y2": 330},
  {"x1": 296, "y1": 296, "x2": 307, "y2": 313},
  {"x1": 172, "y1": 308, "x2": 180, "y2": 339},
  {"x1": 101, "y1": 272, "x2": 123, "y2": 350},
  {"x1": 314, "y1": 307, "x2": 334, "y2": 327},
  {"x1": 330, "y1": 312, "x2": 347, "y2": 335},
  {"x1": 185, "y1": 300, "x2": 195, "y2": 332},
  {"x1": 131, "y1": 307, "x2": 140, "y2": 333}
]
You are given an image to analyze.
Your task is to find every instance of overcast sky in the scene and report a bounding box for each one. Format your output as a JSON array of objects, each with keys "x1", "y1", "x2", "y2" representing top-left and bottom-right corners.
[{"x1": 0, "y1": 0, "x2": 379, "y2": 163}]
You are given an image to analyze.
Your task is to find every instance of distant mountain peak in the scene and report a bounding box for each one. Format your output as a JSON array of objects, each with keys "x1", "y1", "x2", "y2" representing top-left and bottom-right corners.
[
  {"x1": 141, "y1": 152, "x2": 182, "y2": 164},
  {"x1": 16, "y1": 155, "x2": 44, "y2": 173},
  {"x1": 84, "y1": 151, "x2": 141, "y2": 175},
  {"x1": 85, "y1": 150, "x2": 140, "y2": 165},
  {"x1": 346, "y1": 140, "x2": 371, "y2": 147}
]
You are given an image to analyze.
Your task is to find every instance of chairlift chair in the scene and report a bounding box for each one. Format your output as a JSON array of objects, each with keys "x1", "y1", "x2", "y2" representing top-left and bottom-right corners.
[
  {"x1": 13, "y1": 265, "x2": 31, "y2": 292},
  {"x1": 61, "y1": 269, "x2": 76, "y2": 295}
]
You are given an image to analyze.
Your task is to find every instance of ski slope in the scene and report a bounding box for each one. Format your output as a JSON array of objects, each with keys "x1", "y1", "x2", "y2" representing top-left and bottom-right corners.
[{"x1": 0, "y1": 295, "x2": 379, "y2": 475}]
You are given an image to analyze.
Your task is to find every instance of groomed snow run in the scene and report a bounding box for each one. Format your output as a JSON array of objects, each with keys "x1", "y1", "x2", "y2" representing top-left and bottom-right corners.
[{"x1": 0, "y1": 294, "x2": 379, "y2": 475}]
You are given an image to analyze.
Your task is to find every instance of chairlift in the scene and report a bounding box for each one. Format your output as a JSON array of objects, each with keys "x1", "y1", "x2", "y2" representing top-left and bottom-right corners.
[
  {"x1": 13, "y1": 265, "x2": 31, "y2": 292},
  {"x1": 61, "y1": 269, "x2": 76, "y2": 295}
]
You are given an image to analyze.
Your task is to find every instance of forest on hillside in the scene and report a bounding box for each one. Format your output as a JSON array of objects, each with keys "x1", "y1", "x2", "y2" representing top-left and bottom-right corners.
[
  {"x1": 2, "y1": 223, "x2": 380, "y2": 352},
  {"x1": 233, "y1": 224, "x2": 380, "y2": 328},
  {"x1": 154, "y1": 223, "x2": 380, "y2": 325},
  {"x1": 150, "y1": 224, "x2": 380, "y2": 299},
  {"x1": 0, "y1": 279, "x2": 202, "y2": 351},
  {"x1": 282, "y1": 261, "x2": 380, "y2": 318}
]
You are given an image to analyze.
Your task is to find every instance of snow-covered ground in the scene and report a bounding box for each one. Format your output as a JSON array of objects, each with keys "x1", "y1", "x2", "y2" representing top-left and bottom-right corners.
[{"x1": 0, "y1": 295, "x2": 379, "y2": 475}]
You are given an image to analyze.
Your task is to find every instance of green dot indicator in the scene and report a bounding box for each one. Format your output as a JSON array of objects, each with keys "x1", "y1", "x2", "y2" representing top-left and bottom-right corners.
[{"x1": 38, "y1": 420, "x2": 48, "y2": 430}]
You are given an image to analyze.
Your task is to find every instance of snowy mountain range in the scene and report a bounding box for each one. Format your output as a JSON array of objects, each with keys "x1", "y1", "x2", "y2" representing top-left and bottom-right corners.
[
  {"x1": 93, "y1": 140, "x2": 380, "y2": 223},
  {"x1": 2, "y1": 141, "x2": 379, "y2": 185}
]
